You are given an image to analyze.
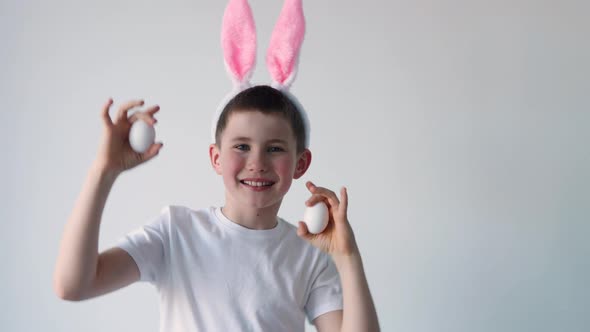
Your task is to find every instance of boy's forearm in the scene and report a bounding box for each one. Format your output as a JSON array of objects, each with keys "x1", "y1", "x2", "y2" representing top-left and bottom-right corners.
[
  {"x1": 333, "y1": 250, "x2": 380, "y2": 332},
  {"x1": 53, "y1": 161, "x2": 119, "y2": 299}
]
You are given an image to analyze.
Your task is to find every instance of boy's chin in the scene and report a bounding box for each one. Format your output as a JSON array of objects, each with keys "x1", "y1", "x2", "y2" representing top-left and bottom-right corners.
[{"x1": 226, "y1": 185, "x2": 291, "y2": 210}]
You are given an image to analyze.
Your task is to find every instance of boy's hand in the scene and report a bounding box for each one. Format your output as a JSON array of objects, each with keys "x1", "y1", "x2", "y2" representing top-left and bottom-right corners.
[
  {"x1": 95, "y1": 98, "x2": 163, "y2": 175},
  {"x1": 297, "y1": 181, "x2": 359, "y2": 258}
]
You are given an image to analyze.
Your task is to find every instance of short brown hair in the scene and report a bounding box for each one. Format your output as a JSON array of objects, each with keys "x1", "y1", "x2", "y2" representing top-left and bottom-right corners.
[{"x1": 215, "y1": 85, "x2": 307, "y2": 153}]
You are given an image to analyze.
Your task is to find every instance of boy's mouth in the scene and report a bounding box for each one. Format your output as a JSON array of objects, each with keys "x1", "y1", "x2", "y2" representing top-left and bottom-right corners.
[{"x1": 239, "y1": 179, "x2": 275, "y2": 188}]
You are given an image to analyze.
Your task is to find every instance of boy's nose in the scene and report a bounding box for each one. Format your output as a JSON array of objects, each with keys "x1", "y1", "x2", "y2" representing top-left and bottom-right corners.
[{"x1": 247, "y1": 152, "x2": 268, "y2": 172}]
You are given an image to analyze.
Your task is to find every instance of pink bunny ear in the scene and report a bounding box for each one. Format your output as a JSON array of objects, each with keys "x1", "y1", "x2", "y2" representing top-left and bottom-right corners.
[
  {"x1": 221, "y1": 0, "x2": 256, "y2": 88},
  {"x1": 266, "y1": 0, "x2": 305, "y2": 90}
]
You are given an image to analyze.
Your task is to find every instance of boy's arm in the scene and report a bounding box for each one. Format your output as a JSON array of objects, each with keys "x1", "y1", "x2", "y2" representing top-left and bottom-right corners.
[
  {"x1": 298, "y1": 182, "x2": 380, "y2": 332},
  {"x1": 313, "y1": 251, "x2": 379, "y2": 332},
  {"x1": 53, "y1": 99, "x2": 161, "y2": 301},
  {"x1": 53, "y1": 162, "x2": 139, "y2": 301}
]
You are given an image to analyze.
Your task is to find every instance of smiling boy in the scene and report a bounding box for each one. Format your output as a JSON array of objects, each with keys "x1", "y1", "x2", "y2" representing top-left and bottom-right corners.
[{"x1": 54, "y1": 85, "x2": 379, "y2": 331}]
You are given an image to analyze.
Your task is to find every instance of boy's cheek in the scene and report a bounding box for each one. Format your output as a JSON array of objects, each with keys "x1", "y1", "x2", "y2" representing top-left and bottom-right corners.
[{"x1": 275, "y1": 159, "x2": 297, "y2": 178}]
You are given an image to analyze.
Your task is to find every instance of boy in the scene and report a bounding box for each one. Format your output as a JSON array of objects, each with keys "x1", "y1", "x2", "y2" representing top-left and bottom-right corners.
[{"x1": 53, "y1": 86, "x2": 379, "y2": 331}]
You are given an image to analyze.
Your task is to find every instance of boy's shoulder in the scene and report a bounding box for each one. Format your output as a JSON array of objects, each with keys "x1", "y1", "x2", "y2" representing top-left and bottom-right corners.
[
  {"x1": 156, "y1": 204, "x2": 213, "y2": 219},
  {"x1": 144, "y1": 205, "x2": 213, "y2": 232}
]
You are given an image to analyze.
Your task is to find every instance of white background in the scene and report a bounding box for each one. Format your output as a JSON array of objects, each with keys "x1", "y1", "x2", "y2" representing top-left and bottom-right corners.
[{"x1": 1, "y1": 0, "x2": 588, "y2": 331}]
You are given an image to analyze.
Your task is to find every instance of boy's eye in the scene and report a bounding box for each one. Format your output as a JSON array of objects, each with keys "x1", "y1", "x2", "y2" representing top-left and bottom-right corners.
[{"x1": 233, "y1": 144, "x2": 284, "y2": 152}]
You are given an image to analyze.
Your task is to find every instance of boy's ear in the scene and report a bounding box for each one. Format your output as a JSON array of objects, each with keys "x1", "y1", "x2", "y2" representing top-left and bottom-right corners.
[
  {"x1": 293, "y1": 149, "x2": 312, "y2": 179},
  {"x1": 209, "y1": 144, "x2": 223, "y2": 175}
]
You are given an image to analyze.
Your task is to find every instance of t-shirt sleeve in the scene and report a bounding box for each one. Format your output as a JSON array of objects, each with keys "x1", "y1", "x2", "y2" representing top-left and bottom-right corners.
[
  {"x1": 115, "y1": 206, "x2": 170, "y2": 285},
  {"x1": 304, "y1": 253, "x2": 344, "y2": 324}
]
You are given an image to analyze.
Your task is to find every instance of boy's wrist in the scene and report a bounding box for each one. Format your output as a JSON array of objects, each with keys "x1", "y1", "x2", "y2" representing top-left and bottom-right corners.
[
  {"x1": 331, "y1": 246, "x2": 362, "y2": 269},
  {"x1": 92, "y1": 159, "x2": 121, "y2": 180}
]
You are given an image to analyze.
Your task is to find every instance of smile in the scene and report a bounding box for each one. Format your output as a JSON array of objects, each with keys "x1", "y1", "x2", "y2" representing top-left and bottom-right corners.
[{"x1": 240, "y1": 180, "x2": 275, "y2": 187}]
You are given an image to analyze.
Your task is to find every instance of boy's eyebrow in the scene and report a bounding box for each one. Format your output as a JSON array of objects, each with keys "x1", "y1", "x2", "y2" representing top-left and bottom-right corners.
[{"x1": 230, "y1": 137, "x2": 288, "y2": 145}]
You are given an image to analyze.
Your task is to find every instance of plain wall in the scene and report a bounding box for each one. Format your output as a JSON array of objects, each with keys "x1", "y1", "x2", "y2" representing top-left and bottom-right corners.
[{"x1": 1, "y1": 0, "x2": 588, "y2": 331}]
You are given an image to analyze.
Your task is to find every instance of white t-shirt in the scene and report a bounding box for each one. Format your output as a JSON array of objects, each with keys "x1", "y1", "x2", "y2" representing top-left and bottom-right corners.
[{"x1": 116, "y1": 205, "x2": 343, "y2": 332}]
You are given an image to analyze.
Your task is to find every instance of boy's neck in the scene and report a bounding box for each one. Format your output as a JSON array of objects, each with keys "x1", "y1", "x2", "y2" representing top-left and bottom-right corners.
[{"x1": 221, "y1": 200, "x2": 282, "y2": 230}]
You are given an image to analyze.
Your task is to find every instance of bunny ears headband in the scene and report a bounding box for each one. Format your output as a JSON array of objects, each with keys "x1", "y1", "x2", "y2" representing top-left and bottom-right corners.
[{"x1": 210, "y1": 0, "x2": 311, "y2": 148}]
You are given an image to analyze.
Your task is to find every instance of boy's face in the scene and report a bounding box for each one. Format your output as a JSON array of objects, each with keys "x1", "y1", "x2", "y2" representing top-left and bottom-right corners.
[{"x1": 209, "y1": 110, "x2": 311, "y2": 210}]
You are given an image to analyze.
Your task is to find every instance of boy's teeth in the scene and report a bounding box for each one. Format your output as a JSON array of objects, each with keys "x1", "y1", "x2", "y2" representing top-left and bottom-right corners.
[{"x1": 242, "y1": 180, "x2": 273, "y2": 187}]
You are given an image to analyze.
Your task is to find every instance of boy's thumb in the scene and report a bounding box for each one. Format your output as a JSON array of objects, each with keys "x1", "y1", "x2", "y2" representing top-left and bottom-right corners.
[
  {"x1": 297, "y1": 221, "x2": 313, "y2": 240},
  {"x1": 144, "y1": 143, "x2": 163, "y2": 160}
]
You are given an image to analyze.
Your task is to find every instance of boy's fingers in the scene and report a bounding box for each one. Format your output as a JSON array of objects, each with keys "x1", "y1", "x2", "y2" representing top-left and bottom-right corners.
[
  {"x1": 116, "y1": 99, "x2": 144, "y2": 123},
  {"x1": 101, "y1": 98, "x2": 114, "y2": 127},
  {"x1": 129, "y1": 112, "x2": 158, "y2": 126},
  {"x1": 306, "y1": 181, "x2": 340, "y2": 207},
  {"x1": 146, "y1": 104, "x2": 160, "y2": 115},
  {"x1": 128, "y1": 105, "x2": 160, "y2": 125},
  {"x1": 142, "y1": 142, "x2": 164, "y2": 161},
  {"x1": 339, "y1": 187, "x2": 348, "y2": 216},
  {"x1": 305, "y1": 194, "x2": 326, "y2": 207}
]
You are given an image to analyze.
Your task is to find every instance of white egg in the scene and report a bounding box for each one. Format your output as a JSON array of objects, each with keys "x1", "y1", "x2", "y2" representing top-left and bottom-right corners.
[
  {"x1": 129, "y1": 120, "x2": 155, "y2": 153},
  {"x1": 303, "y1": 202, "x2": 329, "y2": 234}
]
